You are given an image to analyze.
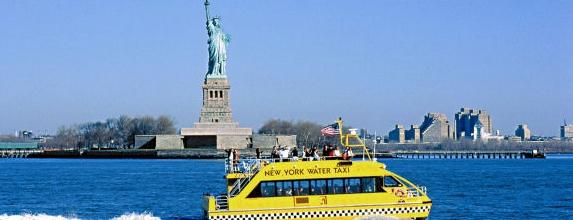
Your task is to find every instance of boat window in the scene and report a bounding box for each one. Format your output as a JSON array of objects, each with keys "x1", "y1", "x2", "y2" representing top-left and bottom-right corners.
[
  {"x1": 261, "y1": 182, "x2": 276, "y2": 197},
  {"x1": 361, "y1": 177, "x2": 376, "y2": 193},
  {"x1": 383, "y1": 176, "x2": 403, "y2": 187},
  {"x1": 310, "y1": 179, "x2": 327, "y2": 195},
  {"x1": 328, "y1": 179, "x2": 344, "y2": 194},
  {"x1": 345, "y1": 178, "x2": 361, "y2": 194},
  {"x1": 276, "y1": 181, "x2": 293, "y2": 196},
  {"x1": 294, "y1": 180, "x2": 309, "y2": 196},
  {"x1": 251, "y1": 177, "x2": 387, "y2": 198}
]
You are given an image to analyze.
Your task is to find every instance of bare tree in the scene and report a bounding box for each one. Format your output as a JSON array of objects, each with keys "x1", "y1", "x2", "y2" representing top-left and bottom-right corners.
[{"x1": 44, "y1": 115, "x2": 177, "y2": 149}]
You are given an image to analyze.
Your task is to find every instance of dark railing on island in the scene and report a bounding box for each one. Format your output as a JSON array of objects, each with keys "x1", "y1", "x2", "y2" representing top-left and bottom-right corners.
[
  {"x1": 364, "y1": 150, "x2": 546, "y2": 159},
  {"x1": 0, "y1": 148, "x2": 546, "y2": 159}
]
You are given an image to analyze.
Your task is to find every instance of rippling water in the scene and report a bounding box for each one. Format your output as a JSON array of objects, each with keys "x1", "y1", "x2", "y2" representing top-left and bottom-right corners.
[{"x1": 0, "y1": 155, "x2": 572, "y2": 219}]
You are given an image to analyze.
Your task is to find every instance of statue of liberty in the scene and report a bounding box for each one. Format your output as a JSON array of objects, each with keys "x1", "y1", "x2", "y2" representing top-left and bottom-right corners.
[{"x1": 204, "y1": 0, "x2": 230, "y2": 78}]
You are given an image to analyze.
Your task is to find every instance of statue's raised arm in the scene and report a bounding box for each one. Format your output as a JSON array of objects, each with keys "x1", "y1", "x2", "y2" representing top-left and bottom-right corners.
[{"x1": 204, "y1": 0, "x2": 211, "y2": 22}]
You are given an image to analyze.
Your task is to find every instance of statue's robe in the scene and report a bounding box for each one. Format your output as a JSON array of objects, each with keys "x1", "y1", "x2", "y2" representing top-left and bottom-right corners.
[{"x1": 207, "y1": 20, "x2": 228, "y2": 76}]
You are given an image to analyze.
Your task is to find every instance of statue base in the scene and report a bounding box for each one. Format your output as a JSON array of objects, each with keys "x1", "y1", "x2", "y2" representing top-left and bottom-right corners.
[{"x1": 180, "y1": 124, "x2": 252, "y2": 150}]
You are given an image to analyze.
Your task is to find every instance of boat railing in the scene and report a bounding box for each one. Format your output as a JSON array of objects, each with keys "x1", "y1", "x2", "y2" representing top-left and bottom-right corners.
[
  {"x1": 226, "y1": 156, "x2": 351, "y2": 197},
  {"x1": 225, "y1": 156, "x2": 354, "y2": 174},
  {"x1": 407, "y1": 186, "x2": 427, "y2": 198},
  {"x1": 228, "y1": 159, "x2": 263, "y2": 197},
  {"x1": 214, "y1": 194, "x2": 229, "y2": 210}
]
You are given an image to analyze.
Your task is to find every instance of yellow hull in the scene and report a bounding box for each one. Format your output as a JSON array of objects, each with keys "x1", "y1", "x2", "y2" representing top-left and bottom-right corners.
[{"x1": 207, "y1": 203, "x2": 431, "y2": 219}]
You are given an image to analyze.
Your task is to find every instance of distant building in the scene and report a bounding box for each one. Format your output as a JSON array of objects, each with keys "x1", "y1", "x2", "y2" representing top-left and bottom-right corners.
[
  {"x1": 473, "y1": 120, "x2": 486, "y2": 140},
  {"x1": 17, "y1": 130, "x2": 33, "y2": 139},
  {"x1": 454, "y1": 108, "x2": 492, "y2": 140},
  {"x1": 405, "y1": 125, "x2": 420, "y2": 143},
  {"x1": 388, "y1": 124, "x2": 405, "y2": 143},
  {"x1": 561, "y1": 121, "x2": 573, "y2": 141},
  {"x1": 419, "y1": 113, "x2": 453, "y2": 143},
  {"x1": 506, "y1": 136, "x2": 522, "y2": 142},
  {"x1": 515, "y1": 124, "x2": 531, "y2": 141}
]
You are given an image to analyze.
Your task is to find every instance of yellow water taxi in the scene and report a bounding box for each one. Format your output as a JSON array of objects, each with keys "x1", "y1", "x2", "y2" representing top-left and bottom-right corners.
[{"x1": 203, "y1": 119, "x2": 432, "y2": 220}]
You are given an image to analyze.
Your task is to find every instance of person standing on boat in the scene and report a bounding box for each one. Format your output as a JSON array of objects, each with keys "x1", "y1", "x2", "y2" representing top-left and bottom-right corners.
[
  {"x1": 333, "y1": 146, "x2": 341, "y2": 159},
  {"x1": 312, "y1": 146, "x2": 321, "y2": 161},
  {"x1": 279, "y1": 146, "x2": 289, "y2": 162},
  {"x1": 343, "y1": 146, "x2": 354, "y2": 160},
  {"x1": 270, "y1": 146, "x2": 277, "y2": 159},
  {"x1": 255, "y1": 148, "x2": 262, "y2": 159},
  {"x1": 291, "y1": 146, "x2": 299, "y2": 159},
  {"x1": 226, "y1": 148, "x2": 234, "y2": 172},
  {"x1": 233, "y1": 149, "x2": 240, "y2": 171}
]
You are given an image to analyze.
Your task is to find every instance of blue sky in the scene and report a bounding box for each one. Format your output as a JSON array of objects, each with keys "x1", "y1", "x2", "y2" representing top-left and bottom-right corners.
[{"x1": 0, "y1": 0, "x2": 571, "y2": 136}]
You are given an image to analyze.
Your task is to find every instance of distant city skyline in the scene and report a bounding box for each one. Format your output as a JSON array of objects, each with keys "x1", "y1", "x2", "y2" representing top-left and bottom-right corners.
[{"x1": 0, "y1": 1, "x2": 571, "y2": 136}]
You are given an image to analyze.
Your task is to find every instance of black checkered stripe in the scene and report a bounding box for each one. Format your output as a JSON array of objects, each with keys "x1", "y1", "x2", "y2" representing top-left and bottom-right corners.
[{"x1": 209, "y1": 205, "x2": 431, "y2": 220}]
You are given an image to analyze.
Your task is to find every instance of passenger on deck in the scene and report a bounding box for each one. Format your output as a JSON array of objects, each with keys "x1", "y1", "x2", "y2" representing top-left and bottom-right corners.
[
  {"x1": 322, "y1": 144, "x2": 328, "y2": 157},
  {"x1": 333, "y1": 146, "x2": 341, "y2": 159},
  {"x1": 279, "y1": 146, "x2": 289, "y2": 162},
  {"x1": 327, "y1": 144, "x2": 336, "y2": 160},
  {"x1": 233, "y1": 149, "x2": 240, "y2": 171},
  {"x1": 255, "y1": 148, "x2": 262, "y2": 159},
  {"x1": 225, "y1": 148, "x2": 234, "y2": 172},
  {"x1": 312, "y1": 146, "x2": 320, "y2": 161},
  {"x1": 271, "y1": 146, "x2": 279, "y2": 160},
  {"x1": 343, "y1": 146, "x2": 354, "y2": 160},
  {"x1": 291, "y1": 146, "x2": 299, "y2": 160}
]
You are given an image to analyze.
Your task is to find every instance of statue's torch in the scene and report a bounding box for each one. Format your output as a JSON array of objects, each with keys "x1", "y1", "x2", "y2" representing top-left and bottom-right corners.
[{"x1": 204, "y1": 0, "x2": 211, "y2": 21}]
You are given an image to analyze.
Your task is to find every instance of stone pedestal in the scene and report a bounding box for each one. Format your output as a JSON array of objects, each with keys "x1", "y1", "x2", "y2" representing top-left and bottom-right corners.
[
  {"x1": 199, "y1": 77, "x2": 233, "y2": 123},
  {"x1": 181, "y1": 77, "x2": 252, "y2": 149}
]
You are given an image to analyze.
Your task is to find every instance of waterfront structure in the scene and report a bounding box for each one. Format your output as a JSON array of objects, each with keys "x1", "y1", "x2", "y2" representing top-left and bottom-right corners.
[
  {"x1": 388, "y1": 124, "x2": 405, "y2": 143},
  {"x1": 0, "y1": 142, "x2": 38, "y2": 150},
  {"x1": 561, "y1": 121, "x2": 573, "y2": 141},
  {"x1": 135, "y1": 134, "x2": 296, "y2": 149},
  {"x1": 419, "y1": 113, "x2": 453, "y2": 143},
  {"x1": 0, "y1": 142, "x2": 41, "y2": 158},
  {"x1": 515, "y1": 124, "x2": 531, "y2": 141},
  {"x1": 454, "y1": 108, "x2": 492, "y2": 140},
  {"x1": 405, "y1": 125, "x2": 420, "y2": 143},
  {"x1": 135, "y1": 135, "x2": 185, "y2": 150}
]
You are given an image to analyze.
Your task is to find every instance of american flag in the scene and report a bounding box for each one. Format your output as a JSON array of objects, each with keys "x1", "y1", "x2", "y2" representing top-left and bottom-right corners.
[{"x1": 321, "y1": 123, "x2": 340, "y2": 136}]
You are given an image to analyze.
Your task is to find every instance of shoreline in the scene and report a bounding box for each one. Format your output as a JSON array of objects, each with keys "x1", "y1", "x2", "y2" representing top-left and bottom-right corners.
[{"x1": 16, "y1": 148, "x2": 571, "y2": 159}]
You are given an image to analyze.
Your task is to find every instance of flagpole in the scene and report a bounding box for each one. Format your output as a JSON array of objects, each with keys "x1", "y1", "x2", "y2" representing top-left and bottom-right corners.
[
  {"x1": 374, "y1": 130, "x2": 377, "y2": 161},
  {"x1": 337, "y1": 117, "x2": 344, "y2": 147}
]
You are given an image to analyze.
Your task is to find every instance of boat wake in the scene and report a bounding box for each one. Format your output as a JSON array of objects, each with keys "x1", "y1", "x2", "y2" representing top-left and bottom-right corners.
[
  {"x1": 111, "y1": 212, "x2": 160, "y2": 220},
  {"x1": 0, "y1": 214, "x2": 79, "y2": 220},
  {"x1": 0, "y1": 212, "x2": 160, "y2": 220}
]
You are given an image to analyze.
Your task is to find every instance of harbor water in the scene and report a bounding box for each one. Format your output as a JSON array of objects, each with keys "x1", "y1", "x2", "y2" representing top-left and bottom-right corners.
[{"x1": 0, "y1": 155, "x2": 572, "y2": 219}]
